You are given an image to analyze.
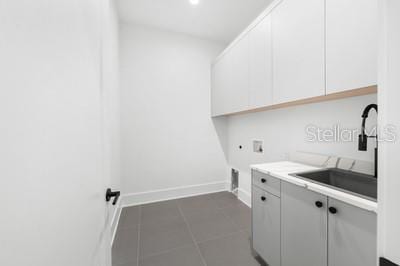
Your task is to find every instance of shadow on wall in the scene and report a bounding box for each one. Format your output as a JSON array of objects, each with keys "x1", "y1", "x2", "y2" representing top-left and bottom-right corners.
[
  {"x1": 212, "y1": 116, "x2": 229, "y2": 161},
  {"x1": 290, "y1": 151, "x2": 375, "y2": 176}
]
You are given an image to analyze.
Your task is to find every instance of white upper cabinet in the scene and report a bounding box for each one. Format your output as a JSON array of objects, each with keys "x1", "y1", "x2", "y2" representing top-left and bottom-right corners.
[
  {"x1": 210, "y1": 0, "x2": 378, "y2": 116},
  {"x1": 211, "y1": 36, "x2": 249, "y2": 116},
  {"x1": 326, "y1": 0, "x2": 378, "y2": 94},
  {"x1": 211, "y1": 15, "x2": 272, "y2": 116},
  {"x1": 211, "y1": 55, "x2": 228, "y2": 116},
  {"x1": 272, "y1": 0, "x2": 325, "y2": 104},
  {"x1": 248, "y1": 15, "x2": 273, "y2": 109},
  {"x1": 228, "y1": 36, "x2": 250, "y2": 113}
]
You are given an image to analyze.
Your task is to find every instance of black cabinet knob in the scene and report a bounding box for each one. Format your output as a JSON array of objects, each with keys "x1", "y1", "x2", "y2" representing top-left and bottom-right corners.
[
  {"x1": 261, "y1": 178, "x2": 267, "y2": 183},
  {"x1": 315, "y1": 201, "x2": 323, "y2": 208},
  {"x1": 261, "y1": 196, "x2": 266, "y2": 202},
  {"x1": 106, "y1": 188, "x2": 121, "y2": 205},
  {"x1": 329, "y1": 207, "x2": 338, "y2": 214}
]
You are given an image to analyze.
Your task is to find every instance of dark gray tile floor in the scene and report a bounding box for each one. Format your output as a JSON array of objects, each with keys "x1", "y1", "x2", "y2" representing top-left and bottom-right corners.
[{"x1": 112, "y1": 191, "x2": 261, "y2": 266}]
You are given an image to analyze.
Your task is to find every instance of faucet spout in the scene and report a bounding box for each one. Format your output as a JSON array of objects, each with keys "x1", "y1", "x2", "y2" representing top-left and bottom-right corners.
[{"x1": 358, "y1": 104, "x2": 378, "y2": 177}]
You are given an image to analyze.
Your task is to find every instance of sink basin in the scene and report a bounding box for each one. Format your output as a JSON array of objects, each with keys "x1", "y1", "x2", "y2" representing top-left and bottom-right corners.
[{"x1": 290, "y1": 168, "x2": 377, "y2": 201}]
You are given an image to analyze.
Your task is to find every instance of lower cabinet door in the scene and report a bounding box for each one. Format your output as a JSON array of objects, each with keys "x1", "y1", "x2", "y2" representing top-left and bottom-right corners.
[
  {"x1": 281, "y1": 181, "x2": 328, "y2": 266},
  {"x1": 328, "y1": 198, "x2": 377, "y2": 266},
  {"x1": 252, "y1": 185, "x2": 281, "y2": 266}
]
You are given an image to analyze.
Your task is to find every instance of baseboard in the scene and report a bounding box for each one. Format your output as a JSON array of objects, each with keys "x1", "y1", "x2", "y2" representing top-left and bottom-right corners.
[
  {"x1": 238, "y1": 188, "x2": 251, "y2": 208},
  {"x1": 110, "y1": 200, "x2": 122, "y2": 246},
  {"x1": 121, "y1": 181, "x2": 230, "y2": 207}
]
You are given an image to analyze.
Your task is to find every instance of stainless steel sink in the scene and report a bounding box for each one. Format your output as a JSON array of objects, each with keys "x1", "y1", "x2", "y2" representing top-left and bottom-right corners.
[{"x1": 290, "y1": 168, "x2": 377, "y2": 201}]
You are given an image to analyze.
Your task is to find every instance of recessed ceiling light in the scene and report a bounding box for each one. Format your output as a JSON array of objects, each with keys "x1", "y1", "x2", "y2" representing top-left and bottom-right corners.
[{"x1": 189, "y1": 0, "x2": 200, "y2": 5}]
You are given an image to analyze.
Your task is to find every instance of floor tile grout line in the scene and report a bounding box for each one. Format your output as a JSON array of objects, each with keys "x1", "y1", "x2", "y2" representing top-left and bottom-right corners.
[
  {"x1": 177, "y1": 203, "x2": 208, "y2": 266},
  {"x1": 137, "y1": 201, "x2": 199, "y2": 261},
  {"x1": 138, "y1": 243, "x2": 196, "y2": 262},
  {"x1": 136, "y1": 229, "x2": 248, "y2": 263},
  {"x1": 136, "y1": 206, "x2": 142, "y2": 266},
  {"x1": 215, "y1": 202, "x2": 250, "y2": 239},
  {"x1": 177, "y1": 194, "x2": 249, "y2": 244},
  {"x1": 116, "y1": 192, "x2": 245, "y2": 265},
  {"x1": 195, "y1": 229, "x2": 249, "y2": 245},
  {"x1": 221, "y1": 212, "x2": 249, "y2": 233},
  {"x1": 218, "y1": 204, "x2": 243, "y2": 228}
]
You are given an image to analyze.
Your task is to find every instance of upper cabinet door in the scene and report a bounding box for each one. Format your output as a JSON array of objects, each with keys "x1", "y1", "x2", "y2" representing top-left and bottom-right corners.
[
  {"x1": 248, "y1": 15, "x2": 273, "y2": 109},
  {"x1": 211, "y1": 54, "x2": 232, "y2": 116},
  {"x1": 272, "y1": 0, "x2": 325, "y2": 104},
  {"x1": 211, "y1": 58, "x2": 224, "y2": 116},
  {"x1": 326, "y1": 0, "x2": 378, "y2": 94},
  {"x1": 228, "y1": 36, "x2": 250, "y2": 113}
]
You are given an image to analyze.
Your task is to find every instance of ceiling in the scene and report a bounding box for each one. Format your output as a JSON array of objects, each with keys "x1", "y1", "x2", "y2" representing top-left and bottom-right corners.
[{"x1": 116, "y1": 0, "x2": 273, "y2": 43}]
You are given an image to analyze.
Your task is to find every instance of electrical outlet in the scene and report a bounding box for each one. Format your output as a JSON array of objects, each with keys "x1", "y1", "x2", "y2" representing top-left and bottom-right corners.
[{"x1": 253, "y1": 140, "x2": 263, "y2": 153}]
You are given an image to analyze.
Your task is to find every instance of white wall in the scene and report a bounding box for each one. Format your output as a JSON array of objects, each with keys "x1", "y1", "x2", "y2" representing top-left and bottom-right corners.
[
  {"x1": 120, "y1": 24, "x2": 228, "y2": 202},
  {"x1": 0, "y1": 1, "x2": 119, "y2": 265},
  {"x1": 227, "y1": 94, "x2": 377, "y2": 204},
  {"x1": 378, "y1": 0, "x2": 400, "y2": 264}
]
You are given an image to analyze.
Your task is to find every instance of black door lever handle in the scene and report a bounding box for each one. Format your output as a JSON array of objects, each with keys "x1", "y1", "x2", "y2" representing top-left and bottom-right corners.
[{"x1": 106, "y1": 188, "x2": 120, "y2": 205}]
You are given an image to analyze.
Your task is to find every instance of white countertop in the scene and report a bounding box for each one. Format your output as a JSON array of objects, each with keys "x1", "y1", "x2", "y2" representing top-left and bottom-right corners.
[{"x1": 250, "y1": 161, "x2": 378, "y2": 213}]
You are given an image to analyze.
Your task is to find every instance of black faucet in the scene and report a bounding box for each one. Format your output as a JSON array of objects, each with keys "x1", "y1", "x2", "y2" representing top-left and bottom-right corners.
[{"x1": 358, "y1": 104, "x2": 378, "y2": 177}]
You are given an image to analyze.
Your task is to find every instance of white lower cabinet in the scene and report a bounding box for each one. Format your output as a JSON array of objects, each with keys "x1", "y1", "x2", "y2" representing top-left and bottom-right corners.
[
  {"x1": 252, "y1": 185, "x2": 281, "y2": 266},
  {"x1": 328, "y1": 198, "x2": 377, "y2": 266},
  {"x1": 281, "y1": 181, "x2": 328, "y2": 266},
  {"x1": 251, "y1": 171, "x2": 377, "y2": 266}
]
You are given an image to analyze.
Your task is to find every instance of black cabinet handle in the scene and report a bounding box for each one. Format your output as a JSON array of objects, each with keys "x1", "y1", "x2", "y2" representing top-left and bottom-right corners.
[
  {"x1": 106, "y1": 188, "x2": 120, "y2": 205},
  {"x1": 329, "y1": 207, "x2": 338, "y2": 214},
  {"x1": 261, "y1": 196, "x2": 266, "y2": 202},
  {"x1": 261, "y1": 178, "x2": 267, "y2": 183},
  {"x1": 315, "y1": 201, "x2": 323, "y2": 208}
]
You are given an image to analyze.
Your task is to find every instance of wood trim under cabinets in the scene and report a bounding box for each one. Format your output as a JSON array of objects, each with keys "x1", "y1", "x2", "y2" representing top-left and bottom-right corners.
[{"x1": 214, "y1": 85, "x2": 377, "y2": 117}]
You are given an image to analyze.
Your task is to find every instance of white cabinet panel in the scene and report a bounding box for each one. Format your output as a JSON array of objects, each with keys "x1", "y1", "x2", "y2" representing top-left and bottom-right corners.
[
  {"x1": 252, "y1": 186, "x2": 281, "y2": 266},
  {"x1": 272, "y1": 0, "x2": 325, "y2": 104},
  {"x1": 211, "y1": 53, "x2": 232, "y2": 116},
  {"x1": 228, "y1": 36, "x2": 250, "y2": 113},
  {"x1": 328, "y1": 198, "x2": 377, "y2": 266},
  {"x1": 248, "y1": 15, "x2": 273, "y2": 109},
  {"x1": 326, "y1": 0, "x2": 378, "y2": 94},
  {"x1": 211, "y1": 58, "x2": 224, "y2": 116},
  {"x1": 281, "y1": 181, "x2": 328, "y2": 266}
]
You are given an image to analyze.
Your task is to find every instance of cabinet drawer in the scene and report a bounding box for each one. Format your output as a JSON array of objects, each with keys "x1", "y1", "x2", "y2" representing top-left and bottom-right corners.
[{"x1": 252, "y1": 170, "x2": 281, "y2": 197}]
